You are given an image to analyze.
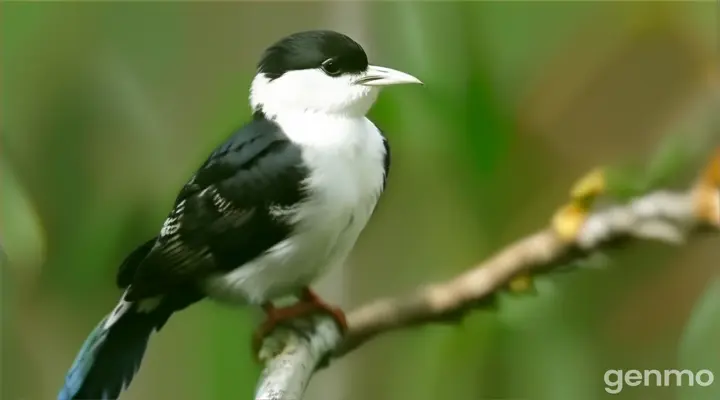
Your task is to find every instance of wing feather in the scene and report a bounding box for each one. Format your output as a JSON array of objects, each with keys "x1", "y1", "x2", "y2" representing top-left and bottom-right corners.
[{"x1": 124, "y1": 117, "x2": 308, "y2": 300}]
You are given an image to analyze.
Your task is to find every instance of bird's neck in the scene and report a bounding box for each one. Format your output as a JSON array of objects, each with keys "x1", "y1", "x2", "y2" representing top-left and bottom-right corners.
[
  {"x1": 269, "y1": 110, "x2": 374, "y2": 149},
  {"x1": 253, "y1": 101, "x2": 372, "y2": 120}
]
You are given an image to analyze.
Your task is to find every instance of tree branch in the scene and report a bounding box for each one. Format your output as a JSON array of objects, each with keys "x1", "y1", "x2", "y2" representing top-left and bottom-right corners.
[{"x1": 254, "y1": 151, "x2": 720, "y2": 400}]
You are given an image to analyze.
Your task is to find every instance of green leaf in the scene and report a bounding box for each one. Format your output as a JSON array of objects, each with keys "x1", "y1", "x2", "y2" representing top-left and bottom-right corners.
[
  {"x1": 603, "y1": 165, "x2": 648, "y2": 200},
  {"x1": 644, "y1": 133, "x2": 699, "y2": 189},
  {"x1": 677, "y1": 277, "x2": 720, "y2": 400},
  {"x1": 0, "y1": 161, "x2": 46, "y2": 273}
]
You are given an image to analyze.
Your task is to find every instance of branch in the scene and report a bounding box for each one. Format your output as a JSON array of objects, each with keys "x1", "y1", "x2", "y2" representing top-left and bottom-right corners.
[{"x1": 254, "y1": 150, "x2": 720, "y2": 400}]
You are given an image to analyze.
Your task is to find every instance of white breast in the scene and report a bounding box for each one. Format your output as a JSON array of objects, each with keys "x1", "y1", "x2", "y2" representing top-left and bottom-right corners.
[{"x1": 203, "y1": 113, "x2": 387, "y2": 304}]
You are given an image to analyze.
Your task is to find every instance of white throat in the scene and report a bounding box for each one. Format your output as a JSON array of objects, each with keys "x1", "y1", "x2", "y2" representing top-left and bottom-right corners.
[{"x1": 249, "y1": 71, "x2": 380, "y2": 119}]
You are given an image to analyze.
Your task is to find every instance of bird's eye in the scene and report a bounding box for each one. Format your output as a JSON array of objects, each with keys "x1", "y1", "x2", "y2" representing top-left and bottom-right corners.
[{"x1": 321, "y1": 59, "x2": 342, "y2": 76}]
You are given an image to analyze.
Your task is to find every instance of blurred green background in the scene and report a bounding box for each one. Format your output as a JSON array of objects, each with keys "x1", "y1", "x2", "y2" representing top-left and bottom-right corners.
[{"x1": 1, "y1": 2, "x2": 719, "y2": 400}]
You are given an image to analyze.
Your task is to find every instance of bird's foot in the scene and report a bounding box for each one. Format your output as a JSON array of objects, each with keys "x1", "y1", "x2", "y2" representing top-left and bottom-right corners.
[
  {"x1": 299, "y1": 287, "x2": 348, "y2": 332},
  {"x1": 252, "y1": 288, "x2": 347, "y2": 360}
]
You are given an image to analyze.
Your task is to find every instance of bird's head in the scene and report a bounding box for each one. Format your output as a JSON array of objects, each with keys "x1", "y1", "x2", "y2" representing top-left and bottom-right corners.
[{"x1": 250, "y1": 30, "x2": 422, "y2": 118}]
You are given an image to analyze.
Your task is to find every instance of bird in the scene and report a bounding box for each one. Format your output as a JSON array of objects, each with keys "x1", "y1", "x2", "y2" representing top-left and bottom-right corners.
[{"x1": 58, "y1": 30, "x2": 422, "y2": 400}]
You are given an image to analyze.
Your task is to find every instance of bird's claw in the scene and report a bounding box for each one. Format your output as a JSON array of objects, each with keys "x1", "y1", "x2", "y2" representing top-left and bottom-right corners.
[{"x1": 252, "y1": 289, "x2": 348, "y2": 362}]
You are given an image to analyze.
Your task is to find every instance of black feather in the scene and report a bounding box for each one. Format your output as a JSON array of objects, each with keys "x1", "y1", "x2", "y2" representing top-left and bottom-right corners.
[
  {"x1": 382, "y1": 136, "x2": 391, "y2": 190},
  {"x1": 125, "y1": 112, "x2": 308, "y2": 301},
  {"x1": 257, "y1": 30, "x2": 368, "y2": 80},
  {"x1": 116, "y1": 238, "x2": 156, "y2": 288},
  {"x1": 58, "y1": 295, "x2": 182, "y2": 400}
]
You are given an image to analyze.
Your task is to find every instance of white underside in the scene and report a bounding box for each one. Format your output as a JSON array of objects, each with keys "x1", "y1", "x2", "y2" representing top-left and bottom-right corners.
[{"x1": 202, "y1": 112, "x2": 387, "y2": 304}]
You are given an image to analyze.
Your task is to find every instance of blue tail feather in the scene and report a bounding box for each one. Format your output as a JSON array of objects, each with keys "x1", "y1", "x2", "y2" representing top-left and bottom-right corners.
[{"x1": 59, "y1": 298, "x2": 167, "y2": 400}]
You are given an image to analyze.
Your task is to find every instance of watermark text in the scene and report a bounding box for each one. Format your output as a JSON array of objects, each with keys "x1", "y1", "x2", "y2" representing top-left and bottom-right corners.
[{"x1": 604, "y1": 369, "x2": 714, "y2": 394}]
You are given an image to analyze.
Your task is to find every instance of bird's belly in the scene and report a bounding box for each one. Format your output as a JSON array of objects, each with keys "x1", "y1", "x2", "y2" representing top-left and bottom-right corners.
[{"x1": 203, "y1": 192, "x2": 379, "y2": 305}]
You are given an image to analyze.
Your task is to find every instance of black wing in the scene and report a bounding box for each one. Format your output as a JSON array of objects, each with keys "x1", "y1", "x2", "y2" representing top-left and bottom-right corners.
[{"x1": 124, "y1": 116, "x2": 309, "y2": 301}]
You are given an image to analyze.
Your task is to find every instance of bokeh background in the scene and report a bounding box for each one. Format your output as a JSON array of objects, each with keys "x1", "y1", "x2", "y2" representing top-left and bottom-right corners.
[{"x1": 2, "y1": 2, "x2": 719, "y2": 400}]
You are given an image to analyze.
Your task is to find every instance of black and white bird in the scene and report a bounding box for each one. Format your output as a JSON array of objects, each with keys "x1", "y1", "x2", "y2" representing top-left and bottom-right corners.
[{"x1": 58, "y1": 30, "x2": 422, "y2": 399}]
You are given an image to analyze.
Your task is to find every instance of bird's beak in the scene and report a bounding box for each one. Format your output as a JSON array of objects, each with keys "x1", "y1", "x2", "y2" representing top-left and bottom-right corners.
[{"x1": 355, "y1": 65, "x2": 423, "y2": 86}]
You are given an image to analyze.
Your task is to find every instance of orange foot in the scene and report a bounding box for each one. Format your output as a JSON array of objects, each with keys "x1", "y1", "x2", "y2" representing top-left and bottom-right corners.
[{"x1": 252, "y1": 288, "x2": 348, "y2": 358}]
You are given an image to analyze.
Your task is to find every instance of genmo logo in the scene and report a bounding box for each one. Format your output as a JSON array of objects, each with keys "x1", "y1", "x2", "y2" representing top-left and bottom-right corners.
[{"x1": 604, "y1": 369, "x2": 714, "y2": 394}]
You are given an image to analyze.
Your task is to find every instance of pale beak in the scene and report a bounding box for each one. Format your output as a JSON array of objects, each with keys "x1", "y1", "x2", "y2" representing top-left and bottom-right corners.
[{"x1": 355, "y1": 65, "x2": 423, "y2": 86}]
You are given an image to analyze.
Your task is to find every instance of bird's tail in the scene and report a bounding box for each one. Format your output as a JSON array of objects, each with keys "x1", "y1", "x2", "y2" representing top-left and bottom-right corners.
[{"x1": 58, "y1": 293, "x2": 171, "y2": 400}]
